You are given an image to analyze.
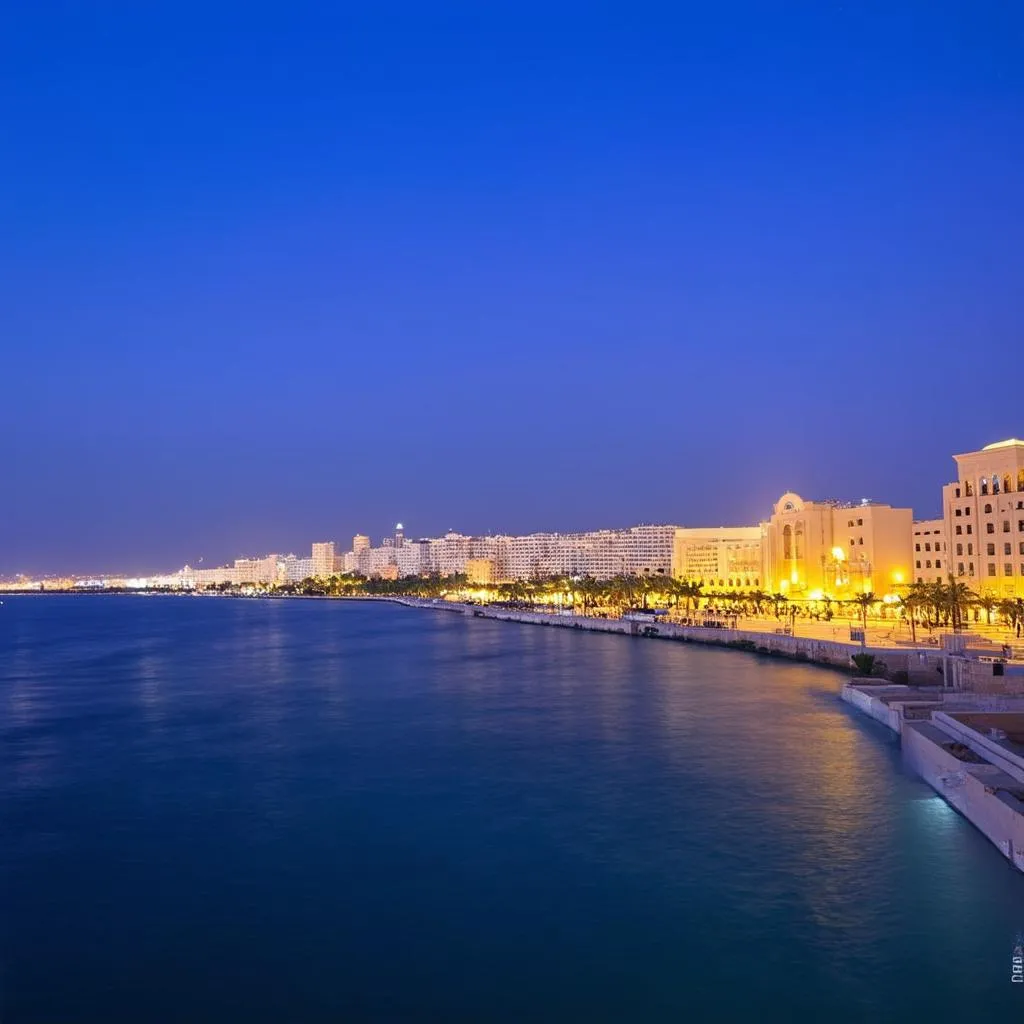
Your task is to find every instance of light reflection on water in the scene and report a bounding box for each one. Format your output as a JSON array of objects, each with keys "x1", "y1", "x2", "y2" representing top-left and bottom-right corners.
[{"x1": 1, "y1": 595, "x2": 1023, "y2": 1022}]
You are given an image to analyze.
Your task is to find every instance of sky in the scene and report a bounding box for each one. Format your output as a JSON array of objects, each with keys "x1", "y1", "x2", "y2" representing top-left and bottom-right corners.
[{"x1": 2, "y1": 2, "x2": 1022, "y2": 574}]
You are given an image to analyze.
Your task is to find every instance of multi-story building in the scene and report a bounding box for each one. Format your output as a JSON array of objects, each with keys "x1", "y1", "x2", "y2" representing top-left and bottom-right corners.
[
  {"x1": 234, "y1": 554, "x2": 280, "y2": 585},
  {"x1": 941, "y1": 438, "x2": 1024, "y2": 596},
  {"x1": 281, "y1": 554, "x2": 315, "y2": 583},
  {"x1": 912, "y1": 519, "x2": 948, "y2": 585},
  {"x1": 761, "y1": 492, "x2": 912, "y2": 599},
  {"x1": 673, "y1": 527, "x2": 764, "y2": 590},
  {"x1": 311, "y1": 541, "x2": 336, "y2": 578},
  {"x1": 465, "y1": 558, "x2": 497, "y2": 585},
  {"x1": 194, "y1": 565, "x2": 239, "y2": 588}
]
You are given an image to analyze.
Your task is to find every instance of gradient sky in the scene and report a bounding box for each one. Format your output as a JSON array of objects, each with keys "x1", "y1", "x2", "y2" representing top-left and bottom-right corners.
[{"x1": 2, "y1": 3, "x2": 1022, "y2": 574}]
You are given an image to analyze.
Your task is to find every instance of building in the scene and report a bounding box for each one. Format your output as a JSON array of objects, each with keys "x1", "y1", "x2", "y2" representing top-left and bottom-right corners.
[
  {"x1": 673, "y1": 527, "x2": 764, "y2": 591},
  {"x1": 761, "y1": 492, "x2": 912, "y2": 599},
  {"x1": 941, "y1": 439, "x2": 1024, "y2": 596},
  {"x1": 465, "y1": 558, "x2": 496, "y2": 585},
  {"x1": 194, "y1": 565, "x2": 238, "y2": 588},
  {"x1": 311, "y1": 541, "x2": 336, "y2": 578},
  {"x1": 912, "y1": 519, "x2": 948, "y2": 585},
  {"x1": 281, "y1": 554, "x2": 315, "y2": 583},
  {"x1": 234, "y1": 554, "x2": 280, "y2": 585}
]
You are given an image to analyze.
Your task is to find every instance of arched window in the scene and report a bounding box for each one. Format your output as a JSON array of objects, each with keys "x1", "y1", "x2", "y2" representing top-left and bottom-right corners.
[
  {"x1": 985, "y1": 503, "x2": 993, "y2": 514},
  {"x1": 1018, "y1": 469, "x2": 1024, "y2": 492},
  {"x1": 993, "y1": 475, "x2": 1001, "y2": 494},
  {"x1": 783, "y1": 525, "x2": 792, "y2": 559},
  {"x1": 1004, "y1": 474, "x2": 1013, "y2": 494},
  {"x1": 981, "y1": 479, "x2": 989, "y2": 495},
  {"x1": 966, "y1": 481, "x2": 974, "y2": 496},
  {"x1": 794, "y1": 524, "x2": 804, "y2": 560}
]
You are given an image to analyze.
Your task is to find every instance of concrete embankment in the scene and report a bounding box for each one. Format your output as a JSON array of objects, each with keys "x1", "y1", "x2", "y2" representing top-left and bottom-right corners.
[
  {"x1": 840, "y1": 678, "x2": 1024, "y2": 872},
  {"x1": 392, "y1": 597, "x2": 945, "y2": 680}
]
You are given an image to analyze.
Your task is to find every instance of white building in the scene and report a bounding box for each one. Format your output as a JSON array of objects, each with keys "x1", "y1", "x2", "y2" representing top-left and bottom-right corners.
[{"x1": 912, "y1": 519, "x2": 948, "y2": 585}]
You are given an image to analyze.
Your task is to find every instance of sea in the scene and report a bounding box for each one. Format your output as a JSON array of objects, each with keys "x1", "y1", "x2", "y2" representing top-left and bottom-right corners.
[{"x1": 2, "y1": 595, "x2": 1022, "y2": 1022}]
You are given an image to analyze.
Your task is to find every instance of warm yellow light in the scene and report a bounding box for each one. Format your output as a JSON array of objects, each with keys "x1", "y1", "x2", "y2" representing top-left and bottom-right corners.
[
  {"x1": 832, "y1": 547, "x2": 845, "y2": 561},
  {"x1": 892, "y1": 571, "x2": 904, "y2": 584},
  {"x1": 808, "y1": 589, "x2": 824, "y2": 601},
  {"x1": 790, "y1": 570, "x2": 799, "y2": 584},
  {"x1": 863, "y1": 580, "x2": 873, "y2": 593},
  {"x1": 779, "y1": 579, "x2": 789, "y2": 592}
]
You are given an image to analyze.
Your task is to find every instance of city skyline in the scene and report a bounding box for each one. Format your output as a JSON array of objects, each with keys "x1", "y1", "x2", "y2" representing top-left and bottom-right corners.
[{"x1": 11, "y1": 437, "x2": 1024, "y2": 607}]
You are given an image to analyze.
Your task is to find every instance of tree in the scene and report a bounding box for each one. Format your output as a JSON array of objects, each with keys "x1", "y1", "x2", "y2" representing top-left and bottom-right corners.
[
  {"x1": 852, "y1": 591, "x2": 876, "y2": 631},
  {"x1": 976, "y1": 592, "x2": 998, "y2": 625},
  {"x1": 943, "y1": 575, "x2": 975, "y2": 633}
]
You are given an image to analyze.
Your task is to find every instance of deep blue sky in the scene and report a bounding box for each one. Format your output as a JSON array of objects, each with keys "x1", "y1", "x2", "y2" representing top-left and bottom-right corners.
[{"x1": 2, "y1": 3, "x2": 1022, "y2": 574}]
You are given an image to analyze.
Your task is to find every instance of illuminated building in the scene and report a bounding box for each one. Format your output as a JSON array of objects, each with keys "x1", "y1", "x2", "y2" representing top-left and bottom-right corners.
[
  {"x1": 233, "y1": 554, "x2": 280, "y2": 585},
  {"x1": 466, "y1": 558, "x2": 496, "y2": 585},
  {"x1": 672, "y1": 527, "x2": 764, "y2": 590},
  {"x1": 941, "y1": 438, "x2": 1024, "y2": 596},
  {"x1": 912, "y1": 519, "x2": 948, "y2": 585},
  {"x1": 311, "y1": 541, "x2": 336, "y2": 577},
  {"x1": 762, "y1": 492, "x2": 912, "y2": 598}
]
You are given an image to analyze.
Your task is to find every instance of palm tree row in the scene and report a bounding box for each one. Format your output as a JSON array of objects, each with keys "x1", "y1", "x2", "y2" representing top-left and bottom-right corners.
[{"x1": 226, "y1": 570, "x2": 1024, "y2": 636}]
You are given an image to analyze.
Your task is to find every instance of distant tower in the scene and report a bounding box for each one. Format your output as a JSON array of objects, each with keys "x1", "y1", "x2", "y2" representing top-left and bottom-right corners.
[
  {"x1": 395, "y1": 523, "x2": 405, "y2": 548},
  {"x1": 352, "y1": 535, "x2": 370, "y2": 555}
]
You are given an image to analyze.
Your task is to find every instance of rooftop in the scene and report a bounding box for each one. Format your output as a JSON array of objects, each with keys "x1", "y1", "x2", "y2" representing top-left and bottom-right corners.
[{"x1": 982, "y1": 438, "x2": 1024, "y2": 451}]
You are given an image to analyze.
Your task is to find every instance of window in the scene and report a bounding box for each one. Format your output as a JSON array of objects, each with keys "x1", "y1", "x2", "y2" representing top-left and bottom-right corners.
[
  {"x1": 1019, "y1": 520, "x2": 1024, "y2": 531},
  {"x1": 858, "y1": 538, "x2": 863, "y2": 545},
  {"x1": 847, "y1": 519, "x2": 854, "y2": 528},
  {"x1": 957, "y1": 562, "x2": 965, "y2": 575},
  {"x1": 935, "y1": 560, "x2": 942, "y2": 569},
  {"x1": 857, "y1": 518, "x2": 863, "y2": 526},
  {"x1": 987, "y1": 523, "x2": 995, "y2": 534},
  {"x1": 915, "y1": 542, "x2": 921, "y2": 551},
  {"x1": 993, "y1": 476, "x2": 1001, "y2": 494},
  {"x1": 1020, "y1": 542, "x2": 1024, "y2": 556},
  {"x1": 955, "y1": 525, "x2": 962, "y2": 535},
  {"x1": 1006, "y1": 543, "x2": 1013, "y2": 556},
  {"x1": 955, "y1": 487, "x2": 961, "y2": 498},
  {"x1": 967, "y1": 525, "x2": 973, "y2": 535},
  {"x1": 988, "y1": 563, "x2": 997, "y2": 576},
  {"x1": 1019, "y1": 470, "x2": 1024, "y2": 492},
  {"x1": 981, "y1": 480, "x2": 989, "y2": 495},
  {"x1": 968, "y1": 543, "x2": 974, "y2": 555},
  {"x1": 915, "y1": 560, "x2": 921, "y2": 569},
  {"x1": 955, "y1": 508, "x2": 962, "y2": 517},
  {"x1": 1006, "y1": 564, "x2": 1014, "y2": 576},
  {"x1": 1004, "y1": 521, "x2": 1011, "y2": 532},
  {"x1": 1004, "y1": 474, "x2": 1013, "y2": 493},
  {"x1": 987, "y1": 543, "x2": 996, "y2": 556},
  {"x1": 966, "y1": 481, "x2": 974, "y2": 496},
  {"x1": 783, "y1": 525, "x2": 792, "y2": 559},
  {"x1": 969, "y1": 563, "x2": 975, "y2": 575},
  {"x1": 965, "y1": 507, "x2": 971, "y2": 515},
  {"x1": 956, "y1": 543, "x2": 963, "y2": 555},
  {"x1": 985, "y1": 503, "x2": 993, "y2": 513}
]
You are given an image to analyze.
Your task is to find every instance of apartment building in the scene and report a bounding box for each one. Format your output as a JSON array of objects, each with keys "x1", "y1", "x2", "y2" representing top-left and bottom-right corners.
[
  {"x1": 941, "y1": 439, "x2": 1024, "y2": 597},
  {"x1": 912, "y1": 519, "x2": 948, "y2": 585},
  {"x1": 673, "y1": 527, "x2": 764, "y2": 590}
]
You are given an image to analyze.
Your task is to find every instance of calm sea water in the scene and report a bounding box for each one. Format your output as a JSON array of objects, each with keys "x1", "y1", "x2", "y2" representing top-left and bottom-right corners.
[{"x1": 2, "y1": 596, "x2": 1023, "y2": 1022}]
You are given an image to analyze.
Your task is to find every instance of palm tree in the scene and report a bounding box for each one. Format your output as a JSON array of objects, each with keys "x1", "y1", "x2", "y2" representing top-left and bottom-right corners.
[
  {"x1": 976, "y1": 592, "x2": 998, "y2": 625},
  {"x1": 999, "y1": 597, "x2": 1024, "y2": 638},
  {"x1": 943, "y1": 575, "x2": 975, "y2": 633},
  {"x1": 852, "y1": 591, "x2": 876, "y2": 632}
]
